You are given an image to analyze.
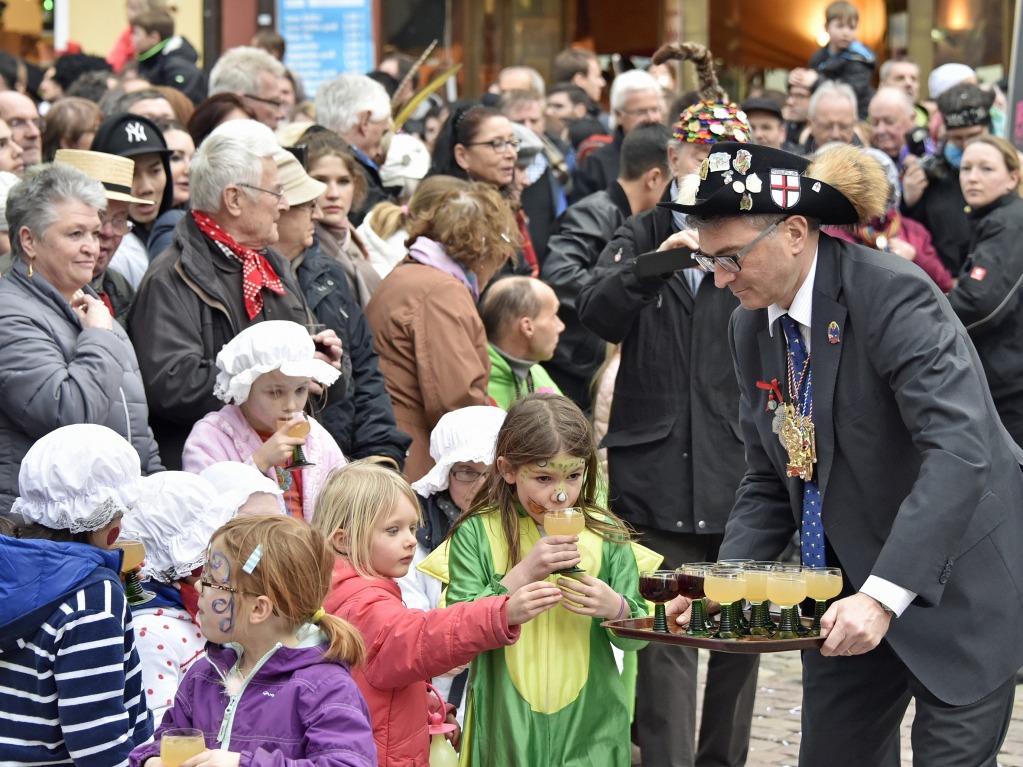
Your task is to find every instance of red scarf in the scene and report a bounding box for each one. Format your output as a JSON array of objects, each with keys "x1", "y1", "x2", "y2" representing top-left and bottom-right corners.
[
  {"x1": 515, "y1": 209, "x2": 539, "y2": 278},
  {"x1": 192, "y1": 210, "x2": 285, "y2": 320}
]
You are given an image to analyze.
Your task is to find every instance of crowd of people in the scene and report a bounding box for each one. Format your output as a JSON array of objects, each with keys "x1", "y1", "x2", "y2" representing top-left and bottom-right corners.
[{"x1": 1, "y1": 0, "x2": 1023, "y2": 765}]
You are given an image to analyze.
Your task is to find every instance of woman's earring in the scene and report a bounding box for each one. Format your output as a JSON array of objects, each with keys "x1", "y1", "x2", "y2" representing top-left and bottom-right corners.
[{"x1": 27, "y1": 259, "x2": 33, "y2": 278}]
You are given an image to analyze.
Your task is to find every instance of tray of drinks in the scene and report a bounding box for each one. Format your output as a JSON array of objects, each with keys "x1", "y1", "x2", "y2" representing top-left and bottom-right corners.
[{"x1": 601, "y1": 614, "x2": 825, "y2": 653}]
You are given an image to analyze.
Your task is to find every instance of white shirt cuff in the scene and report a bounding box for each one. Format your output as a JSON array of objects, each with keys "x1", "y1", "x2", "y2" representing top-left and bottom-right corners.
[{"x1": 860, "y1": 576, "x2": 916, "y2": 617}]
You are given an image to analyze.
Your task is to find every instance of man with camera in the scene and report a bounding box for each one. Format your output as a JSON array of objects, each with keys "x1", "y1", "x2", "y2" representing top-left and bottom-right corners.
[{"x1": 902, "y1": 82, "x2": 993, "y2": 275}]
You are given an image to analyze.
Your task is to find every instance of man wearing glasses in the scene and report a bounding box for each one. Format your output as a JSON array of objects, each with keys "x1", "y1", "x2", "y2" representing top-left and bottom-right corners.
[
  {"x1": 0, "y1": 91, "x2": 42, "y2": 168},
  {"x1": 208, "y1": 46, "x2": 288, "y2": 130},
  {"x1": 569, "y1": 69, "x2": 665, "y2": 203},
  {"x1": 669, "y1": 141, "x2": 1023, "y2": 767}
]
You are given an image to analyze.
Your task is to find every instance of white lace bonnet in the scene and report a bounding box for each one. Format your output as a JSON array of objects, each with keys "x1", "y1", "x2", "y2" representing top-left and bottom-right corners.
[
  {"x1": 199, "y1": 461, "x2": 283, "y2": 514},
  {"x1": 121, "y1": 471, "x2": 236, "y2": 583},
  {"x1": 213, "y1": 320, "x2": 341, "y2": 404},
  {"x1": 10, "y1": 424, "x2": 142, "y2": 533},
  {"x1": 412, "y1": 406, "x2": 507, "y2": 497}
]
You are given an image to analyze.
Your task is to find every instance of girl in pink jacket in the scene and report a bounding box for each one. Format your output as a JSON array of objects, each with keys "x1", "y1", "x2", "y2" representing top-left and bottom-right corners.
[
  {"x1": 183, "y1": 321, "x2": 347, "y2": 522},
  {"x1": 311, "y1": 461, "x2": 563, "y2": 767}
]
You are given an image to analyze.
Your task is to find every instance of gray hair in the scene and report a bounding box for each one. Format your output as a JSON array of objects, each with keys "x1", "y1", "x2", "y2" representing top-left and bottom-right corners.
[
  {"x1": 609, "y1": 69, "x2": 661, "y2": 130},
  {"x1": 808, "y1": 80, "x2": 858, "y2": 121},
  {"x1": 190, "y1": 129, "x2": 276, "y2": 213},
  {"x1": 209, "y1": 46, "x2": 286, "y2": 98},
  {"x1": 870, "y1": 86, "x2": 915, "y2": 120},
  {"x1": 879, "y1": 58, "x2": 918, "y2": 85},
  {"x1": 7, "y1": 164, "x2": 106, "y2": 259},
  {"x1": 498, "y1": 66, "x2": 546, "y2": 96},
  {"x1": 315, "y1": 74, "x2": 391, "y2": 136}
]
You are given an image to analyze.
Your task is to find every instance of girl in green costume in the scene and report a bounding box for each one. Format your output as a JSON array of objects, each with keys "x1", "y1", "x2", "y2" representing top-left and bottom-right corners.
[{"x1": 446, "y1": 394, "x2": 654, "y2": 766}]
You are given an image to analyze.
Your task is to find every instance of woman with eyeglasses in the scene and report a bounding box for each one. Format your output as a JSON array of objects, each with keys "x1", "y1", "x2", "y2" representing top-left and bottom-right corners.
[
  {"x1": 0, "y1": 163, "x2": 164, "y2": 510},
  {"x1": 429, "y1": 101, "x2": 537, "y2": 276}
]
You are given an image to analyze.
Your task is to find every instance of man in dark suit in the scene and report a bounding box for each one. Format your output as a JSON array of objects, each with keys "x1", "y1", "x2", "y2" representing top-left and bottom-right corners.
[
  {"x1": 668, "y1": 141, "x2": 1023, "y2": 766},
  {"x1": 578, "y1": 102, "x2": 758, "y2": 767}
]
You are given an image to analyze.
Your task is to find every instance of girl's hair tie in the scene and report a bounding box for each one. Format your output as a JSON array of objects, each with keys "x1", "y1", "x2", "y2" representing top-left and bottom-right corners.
[{"x1": 312, "y1": 607, "x2": 326, "y2": 623}]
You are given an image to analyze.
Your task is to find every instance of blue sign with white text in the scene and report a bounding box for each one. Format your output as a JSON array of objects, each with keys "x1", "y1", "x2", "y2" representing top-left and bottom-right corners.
[{"x1": 277, "y1": 0, "x2": 375, "y2": 99}]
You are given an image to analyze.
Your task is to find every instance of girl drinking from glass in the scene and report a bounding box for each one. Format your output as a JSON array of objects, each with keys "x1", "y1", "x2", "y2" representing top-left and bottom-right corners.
[
  {"x1": 129, "y1": 515, "x2": 375, "y2": 767},
  {"x1": 182, "y1": 320, "x2": 347, "y2": 521},
  {"x1": 445, "y1": 393, "x2": 652, "y2": 766},
  {"x1": 311, "y1": 461, "x2": 563, "y2": 767}
]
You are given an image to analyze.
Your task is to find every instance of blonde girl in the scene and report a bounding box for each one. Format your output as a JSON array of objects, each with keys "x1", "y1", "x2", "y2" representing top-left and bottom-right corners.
[
  {"x1": 313, "y1": 461, "x2": 561, "y2": 767},
  {"x1": 444, "y1": 393, "x2": 654, "y2": 766},
  {"x1": 129, "y1": 515, "x2": 376, "y2": 767}
]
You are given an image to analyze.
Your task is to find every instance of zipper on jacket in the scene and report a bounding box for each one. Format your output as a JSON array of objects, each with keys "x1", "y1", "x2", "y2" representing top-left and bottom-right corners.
[
  {"x1": 118, "y1": 386, "x2": 132, "y2": 445},
  {"x1": 215, "y1": 643, "x2": 281, "y2": 749}
]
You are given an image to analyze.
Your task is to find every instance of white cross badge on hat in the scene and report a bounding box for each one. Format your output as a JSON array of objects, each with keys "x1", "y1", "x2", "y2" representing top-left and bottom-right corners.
[{"x1": 770, "y1": 169, "x2": 800, "y2": 209}]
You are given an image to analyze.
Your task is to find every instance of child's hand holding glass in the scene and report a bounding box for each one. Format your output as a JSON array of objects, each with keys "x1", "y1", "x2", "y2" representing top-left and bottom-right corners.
[
  {"x1": 252, "y1": 414, "x2": 308, "y2": 473},
  {"x1": 556, "y1": 575, "x2": 628, "y2": 620},
  {"x1": 519, "y1": 534, "x2": 583, "y2": 581},
  {"x1": 505, "y1": 581, "x2": 564, "y2": 625}
]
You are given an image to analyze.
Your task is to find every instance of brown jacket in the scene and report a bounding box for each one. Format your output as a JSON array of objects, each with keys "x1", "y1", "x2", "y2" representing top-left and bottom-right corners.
[{"x1": 364, "y1": 260, "x2": 490, "y2": 482}]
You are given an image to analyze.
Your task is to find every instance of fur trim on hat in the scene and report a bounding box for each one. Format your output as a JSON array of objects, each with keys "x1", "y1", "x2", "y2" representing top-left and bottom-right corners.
[{"x1": 806, "y1": 144, "x2": 890, "y2": 224}]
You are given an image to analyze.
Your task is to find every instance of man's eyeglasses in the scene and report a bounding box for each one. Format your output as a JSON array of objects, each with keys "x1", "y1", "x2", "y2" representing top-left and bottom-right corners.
[
  {"x1": 243, "y1": 93, "x2": 284, "y2": 110},
  {"x1": 468, "y1": 137, "x2": 520, "y2": 154},
  {"x1": 7, "y1": 117, "x2": 42, "y2": 132},
  {"x1": 100, "y1": 213, "x2": 134, "y2": 236},
  {"x1": 238, "y1": 183, "x2": 286, "y2": 204},
  {"x1": 199, "y1": 579, "x2": 262, "y2": 598},
  {"x1": 450, "y1": 468, "x2": 485, "y2": 482},
  {"x1": 690, "y1": 217, "x2": 787, "y2": 273}
]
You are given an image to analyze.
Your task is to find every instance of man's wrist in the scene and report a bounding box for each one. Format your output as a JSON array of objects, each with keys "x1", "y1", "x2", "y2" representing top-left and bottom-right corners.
[{"x1": 865, "y1": 593, "x2": 895, "y2": 616}]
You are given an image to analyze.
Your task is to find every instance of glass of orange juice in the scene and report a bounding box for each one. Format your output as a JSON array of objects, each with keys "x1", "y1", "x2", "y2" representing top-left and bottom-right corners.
[
  {"x1": 766, "y1": 567, "x2": 807, "y2": 639},
  {"x1": 113, "y1": 532, "x2": 156, "y2": 607},
  {"x1": 160, "y1": 728, "x2": 205, "y2": 767},
  {"x1": 276, "y1": 411, "x2": 315, "y2": 470},
  {"x1": 703, "y1": 566, "x2": 745, "y2": 639},
  {"x1": 804, "y1": 566, "x2": 843, "y2": 636},
  {"x1": 741, "y1": 563, "x2": 773, "y2": 636},
  {"x1": 543, "y1": 508, "x2": 586, "y2": 575}
]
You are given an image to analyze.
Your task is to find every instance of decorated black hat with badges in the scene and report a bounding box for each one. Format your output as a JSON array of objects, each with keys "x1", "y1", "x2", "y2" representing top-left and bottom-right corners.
[{"x1": 662, "y1": 142, "x2": 864, "y2": 225}]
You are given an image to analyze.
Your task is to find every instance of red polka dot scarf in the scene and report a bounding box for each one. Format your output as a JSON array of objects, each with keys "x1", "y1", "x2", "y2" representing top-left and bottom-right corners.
[{"x1": 192, "y1": 210, "x2": 285, "y2": 320}]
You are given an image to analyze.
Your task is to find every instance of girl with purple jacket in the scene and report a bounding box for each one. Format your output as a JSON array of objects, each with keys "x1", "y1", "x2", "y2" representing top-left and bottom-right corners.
[{"x1": 129, "y1": 515, "x2": 376, "y2": 767}]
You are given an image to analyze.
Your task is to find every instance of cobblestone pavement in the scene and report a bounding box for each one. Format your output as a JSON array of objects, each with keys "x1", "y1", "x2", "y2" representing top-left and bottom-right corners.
[{"x1": 677, "y1": 649, "x2": 1023, "y2": 766}]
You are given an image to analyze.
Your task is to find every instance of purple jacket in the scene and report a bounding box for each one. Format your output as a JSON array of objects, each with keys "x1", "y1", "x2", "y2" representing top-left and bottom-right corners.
[{"x1": 129, "y1": 641, "x2": 376, "y2": 767}]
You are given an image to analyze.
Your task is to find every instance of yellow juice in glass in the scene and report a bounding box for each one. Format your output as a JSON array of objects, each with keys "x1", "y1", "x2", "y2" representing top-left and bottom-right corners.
[
  {"x1": 767, "y1": 575, "x2": 807, "y2": 606},
  {"x1": 115, "y1": 540, "x2": 146, "y2": 573},
  {"x1": 545, "y1": 509, "x2": 585, "y2": 536},
  {"x1": 704, "y1": 574, "x2": 745, "y2": 605},
  {"x1": 743, "y1": 570, "x2": 770, "y2": 602},
  {"x1": 160, "y1": 731, "x2": 205, "y2": 767},
  {"x1": 277, "y1": 417, "x2": 311, "y2": 438},
  {"x1": 805, "y1": 571, "x2": 842, "y2": 600}
]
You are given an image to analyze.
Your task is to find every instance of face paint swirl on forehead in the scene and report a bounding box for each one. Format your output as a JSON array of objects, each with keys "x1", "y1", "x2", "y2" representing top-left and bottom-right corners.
[
  {"x1": 207, "y1": 548, "x2": 236, "y2": 634},
  {"x1": 518, "y1": 456, "x2": 586, "y2": 479}
]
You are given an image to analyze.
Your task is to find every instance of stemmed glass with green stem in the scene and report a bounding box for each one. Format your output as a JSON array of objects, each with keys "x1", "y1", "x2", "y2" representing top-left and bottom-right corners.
[
  {"x1": 766, "y1": 566, "x2": 807, "y2": 639},
  {"x1": 703, "y1": 566, "x2": 745, "y2": 640},
  {"x1": 676, "y1": 563, "x2": 710, "y2": 636},
  {"x1": 639, "y1": 570, "x2": 681, "y2": 633},
  {"x1": 718, "y1": 558, "x2": 754, "y2": 634},
  {"x1": 741, "y1": 563, "x2": 773, "y2": 636},
  {"x1": 804, "y1": 566, "x2": 843, "y2": 636}
]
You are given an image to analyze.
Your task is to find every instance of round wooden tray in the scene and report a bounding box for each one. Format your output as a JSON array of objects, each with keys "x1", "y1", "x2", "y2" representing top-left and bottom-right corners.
[{"x1": 601, "y1": 615, "x2": 825, "y2": 653}]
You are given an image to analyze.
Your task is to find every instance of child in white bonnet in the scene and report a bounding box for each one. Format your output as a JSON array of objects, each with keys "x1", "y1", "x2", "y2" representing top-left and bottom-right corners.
[
  {"x1": 121, "y1": 471, "x2": 234, "y2": 720},
  {"x1": 182, "y1": 320, "x2": 347, "y2": 522},
  {"x1": 200, "y1": 460, "x2": 285, "y2": 516}
]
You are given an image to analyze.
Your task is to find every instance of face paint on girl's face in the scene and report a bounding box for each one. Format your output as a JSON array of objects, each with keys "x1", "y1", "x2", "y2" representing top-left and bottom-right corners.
[
  {"x1": 502, "y1": 453, "x2": 586, "y2": 524},
  {"x1": 198, "y1": 547, "x2": 237, "y2": 638}
]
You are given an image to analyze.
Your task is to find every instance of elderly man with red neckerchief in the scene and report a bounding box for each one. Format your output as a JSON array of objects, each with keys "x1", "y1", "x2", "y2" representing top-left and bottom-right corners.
[{"x1": 129, "y1": 119, "x2": 342, "y2": 470}]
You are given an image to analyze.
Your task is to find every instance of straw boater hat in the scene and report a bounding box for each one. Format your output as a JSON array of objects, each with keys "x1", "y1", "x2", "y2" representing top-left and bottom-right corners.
[{"x1": 54, "y1": 149, "x2": 152, "y2": 205}]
